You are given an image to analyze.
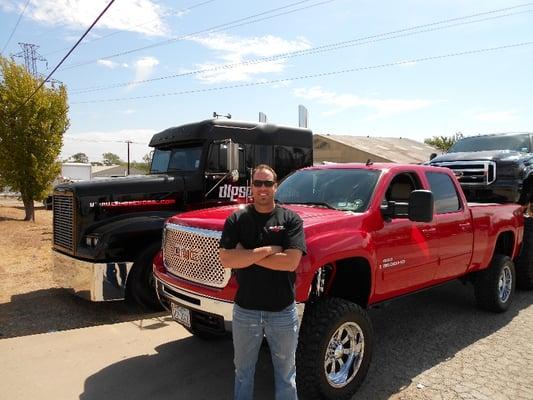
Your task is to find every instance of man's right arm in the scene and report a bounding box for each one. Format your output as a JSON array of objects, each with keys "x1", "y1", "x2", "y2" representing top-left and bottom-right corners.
[{"x1": 219, "y1": 245, "x2": 282, "y2": 269}]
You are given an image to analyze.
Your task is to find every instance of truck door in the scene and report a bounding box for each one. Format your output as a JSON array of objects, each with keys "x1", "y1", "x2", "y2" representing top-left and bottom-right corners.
[
  {"x1": 204, "y1": 141, "x2": 249, "y2": 206},
  {"x1": 425, "y1": 171, "x2": 473, "y2": 280},
  {"x1": 373, "y1": 172, "x2": 440, "y2": 298}
]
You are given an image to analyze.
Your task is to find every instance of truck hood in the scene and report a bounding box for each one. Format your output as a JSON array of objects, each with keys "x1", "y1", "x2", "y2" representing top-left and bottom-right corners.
[
  {"x1": 167, "y1": 204, "x2": 360, "y2": 232},
  {"x1": 54, "y1": 174, "x2": 183, "y2": 197},
  {"x1": 431, "y1": 150, "x2": 527, "y2": 163}
]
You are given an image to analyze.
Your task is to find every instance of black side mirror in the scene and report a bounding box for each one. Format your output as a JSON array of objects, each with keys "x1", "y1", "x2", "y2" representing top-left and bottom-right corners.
[
  {"x1": 408, "y1": 190, "x2": 434, "y2": 222},
  {"x1": 380, "y1": 201, "x2": 396, "y2": 220},
  {"x1": 429, "y1": 153, "x2": 437, "y2": 161}
]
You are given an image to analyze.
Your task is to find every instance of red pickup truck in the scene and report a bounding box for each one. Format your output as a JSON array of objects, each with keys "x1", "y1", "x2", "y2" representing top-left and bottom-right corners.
[{"x1": 153, "y1": 163, "x2": 527, "y2": 400}]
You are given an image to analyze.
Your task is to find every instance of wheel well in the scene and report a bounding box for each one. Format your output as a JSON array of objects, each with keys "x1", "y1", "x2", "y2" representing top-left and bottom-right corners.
[
  {"x1": 519, "y1": 175, "x2": 533, "y2": 204},
  {"x1": 494, "y1": 231, "x2": 515, "y2": 258},
  {"x1": 322, "y1": 257, "x2": 371, "y2": 308}
]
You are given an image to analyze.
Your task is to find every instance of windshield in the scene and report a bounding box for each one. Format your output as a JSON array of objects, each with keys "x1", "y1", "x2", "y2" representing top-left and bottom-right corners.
[
  {"x1": 150, "y1": 145, "x2": 203, "y2": 173},
  {"x1": 449, "y1": 134, "x2": 530, "y2": 153},
  {"x1": 276, "y1": 168, "x2": 380, "y2": 212}
]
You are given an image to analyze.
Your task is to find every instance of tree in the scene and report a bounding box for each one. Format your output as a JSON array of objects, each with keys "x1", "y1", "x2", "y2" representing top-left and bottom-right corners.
[
  {"x1": 0, "y1": 57, "x2": 69, "y2": 221},
  {"x1": 102, "y1": 152, "x2": 122, "y2": 166},
  {"x1": 424, "y1": 132, "x2": 464, "y2": 152},
  {"x1": 70, "y1": 152, "x2": 89, "y2": 163}
]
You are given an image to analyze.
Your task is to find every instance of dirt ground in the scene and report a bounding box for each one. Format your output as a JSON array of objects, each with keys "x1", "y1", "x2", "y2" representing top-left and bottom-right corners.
[{"x1": 0, "y1": 197, "x2": 155, "y2": 339}]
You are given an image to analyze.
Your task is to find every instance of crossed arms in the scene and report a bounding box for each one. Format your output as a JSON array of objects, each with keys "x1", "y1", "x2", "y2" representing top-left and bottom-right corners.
[{"x1": 219, "y1": 243, "x2": 302, "y2": 272}]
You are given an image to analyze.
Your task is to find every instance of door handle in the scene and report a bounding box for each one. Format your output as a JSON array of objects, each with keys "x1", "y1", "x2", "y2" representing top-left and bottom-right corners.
[
  {"x1": 421, "y1": 227, "x2": 437, "y2": 234},
  {"x1": 459, "y1": 222, "x2": 471, "y2": 230}
]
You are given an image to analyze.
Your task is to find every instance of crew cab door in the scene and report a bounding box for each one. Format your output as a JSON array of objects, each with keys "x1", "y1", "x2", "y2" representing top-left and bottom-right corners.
[
  {"x1": 425, "y1": 171, "x2": 474, "y2": 280},
  {"x1": 373, "y1": 172, "x2": 440, "y2": 298}
]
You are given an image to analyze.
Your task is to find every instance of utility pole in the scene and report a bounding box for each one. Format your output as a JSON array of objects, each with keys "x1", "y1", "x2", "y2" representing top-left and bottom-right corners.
[
  {"x1": 11, "y1": 42, "x2": 47, "y2": 77},
  {"x1": 126, "y1": 140, "x2": 132, "y2": 175}
]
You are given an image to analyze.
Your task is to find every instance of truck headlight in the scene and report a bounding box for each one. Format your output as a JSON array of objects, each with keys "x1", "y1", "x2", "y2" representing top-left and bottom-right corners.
[{"x1": 85, "y1": 235, "x2": 100, "y2": 247}]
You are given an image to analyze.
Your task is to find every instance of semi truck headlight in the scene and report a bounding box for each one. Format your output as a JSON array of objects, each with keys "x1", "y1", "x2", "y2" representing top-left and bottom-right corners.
[{"x1": 85, "y1": 235, "x2": 100, "y2": 247}]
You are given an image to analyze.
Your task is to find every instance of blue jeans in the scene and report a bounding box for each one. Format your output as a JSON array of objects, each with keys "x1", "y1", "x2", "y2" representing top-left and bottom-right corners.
[{"x1": 232, "y1": 302, "x2": 299, "y2": 400}]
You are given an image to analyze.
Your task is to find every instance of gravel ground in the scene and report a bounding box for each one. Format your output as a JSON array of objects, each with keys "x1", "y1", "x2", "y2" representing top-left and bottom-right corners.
[{"x1": 0, "y1": 198, "x2": 153, "y2": 339}]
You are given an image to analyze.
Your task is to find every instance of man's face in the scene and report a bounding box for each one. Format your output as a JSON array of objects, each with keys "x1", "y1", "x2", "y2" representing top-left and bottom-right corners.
[{"x1": 252, "y1": 168, "x2": 277, "y2": 209}]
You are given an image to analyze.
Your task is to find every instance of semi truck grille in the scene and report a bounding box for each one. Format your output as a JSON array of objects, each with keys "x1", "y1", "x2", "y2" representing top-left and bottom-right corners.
[
  {"x1": 432, "y1": 161, "x2": 496, "y2": 185},
  {"x1": 163, "y1": 223, "x2": 230, "y2": 288},
  {"x1": 53, "y1": 192, "x2": 76, "y2": 254}
]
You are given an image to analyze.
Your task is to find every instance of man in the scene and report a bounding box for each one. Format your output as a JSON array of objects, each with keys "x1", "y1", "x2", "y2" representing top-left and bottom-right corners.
[{"x1": 219, "y1": 164, "x2": 306, "y2": 400}]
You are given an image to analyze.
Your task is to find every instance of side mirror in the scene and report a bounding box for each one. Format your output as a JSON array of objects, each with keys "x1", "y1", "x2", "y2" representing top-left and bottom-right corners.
[
  {"x1": 229, "y1": 169, "x2": 239, "y2": 182},
  {"x1": 380, "y1": 201, "x2": 396, "y2": 220},
  {"x1": 429, "y1": 153, "x2": 437, "y2": 161},
  {"x1": 408, "y1": 190, "x2": 434, "y2": 222},
  {"x1": 225, "y1": 140, "x2": 240, "y2": 172}
]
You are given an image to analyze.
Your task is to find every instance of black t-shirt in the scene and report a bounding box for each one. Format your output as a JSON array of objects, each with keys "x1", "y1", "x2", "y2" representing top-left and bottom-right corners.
[{"x1": 219, "y1": 205, "x2": 307, "y2": 311}]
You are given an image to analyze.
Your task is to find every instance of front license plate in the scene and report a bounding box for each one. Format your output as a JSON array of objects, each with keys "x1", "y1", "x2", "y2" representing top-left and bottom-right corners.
[{"x1": 171, "y1": 303, "x2": 191, "y2": 328}]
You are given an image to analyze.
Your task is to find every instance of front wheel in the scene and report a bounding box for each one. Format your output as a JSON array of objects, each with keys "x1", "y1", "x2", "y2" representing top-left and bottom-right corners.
[
  {"x1": 296, "y1": 298, "x2": 373, "y2": 400},
  {"x1": 474, "y1": 255, "x2": 516, "y2": 313},
  {"x1": 126, "y1": 243, "x2": 164, "y2": 312}
]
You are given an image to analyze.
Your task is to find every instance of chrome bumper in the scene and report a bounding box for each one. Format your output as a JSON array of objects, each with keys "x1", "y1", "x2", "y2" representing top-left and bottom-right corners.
[
  {"x1": 155, "y1": 277, "x2": 305, "y2": 332},
  {"x1": 53, "y1": 251, "x2": 133, "y2": 301}
]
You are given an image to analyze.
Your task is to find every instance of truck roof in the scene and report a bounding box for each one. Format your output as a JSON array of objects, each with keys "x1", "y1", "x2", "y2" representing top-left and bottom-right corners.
[
  {"x1": 149, "y1": 119, "x2": 313, "y2": 148},
  {"x1": 306, "y1": 162, "x2": 448, "y2": 173}
]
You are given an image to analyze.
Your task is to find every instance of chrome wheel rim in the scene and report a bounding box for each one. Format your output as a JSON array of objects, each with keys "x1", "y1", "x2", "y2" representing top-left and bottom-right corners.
[
  {"x1": 324, "y1": 322, "x2": 364, "y2": 388},
  {"x1": 498, "y1": 265, "x2": 512, "y2": 303}
]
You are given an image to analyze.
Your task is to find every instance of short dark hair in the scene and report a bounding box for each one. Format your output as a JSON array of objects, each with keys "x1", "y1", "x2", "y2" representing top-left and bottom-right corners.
[{"x1": 252, "y1": 164, "x2": 277, "y2": 182}]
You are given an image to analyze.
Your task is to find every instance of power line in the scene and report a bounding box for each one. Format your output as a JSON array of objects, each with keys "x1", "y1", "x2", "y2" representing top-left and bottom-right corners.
[
  {"x1": 44, "y1": 0, "x2": 218, "y2": 57},
  {"x1": 64, "y1": 136, "x2": 148, "y2": 145},
  {"x1": 59, "y1": 0, "x2": 336, "y2": 71},
  {"x1": 70, "y1": 41, "x2": 533, "y2": 105},
  {"x1": 1, "y1": 0, "x2": 31, "y2": 55},
  {"x1": 14, "y1": 0, "x2": 116, "y2": 113},
  {"x1": 69, "y1": 5, "x2": 533, "y2": 95}
]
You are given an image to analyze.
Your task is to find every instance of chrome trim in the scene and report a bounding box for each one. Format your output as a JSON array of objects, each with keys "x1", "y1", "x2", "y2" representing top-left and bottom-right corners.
[
  {"x1": 432, "y1": 161, "x2": 496, "y2": 186},
  {"x1": 53, "y1": 251, "x2": 133, "y2": 301},
  {"x1": 165, "y1": 223, "x2": 222, "y2": 239},
  {"x1": 156, "y1": 277, "x2": 305, "y2": 331}
]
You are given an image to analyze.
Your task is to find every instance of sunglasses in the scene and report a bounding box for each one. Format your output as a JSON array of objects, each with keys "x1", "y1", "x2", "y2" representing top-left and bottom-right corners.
[{"x1": 252, "y1": 180, "x2": 276, "y2": 188}]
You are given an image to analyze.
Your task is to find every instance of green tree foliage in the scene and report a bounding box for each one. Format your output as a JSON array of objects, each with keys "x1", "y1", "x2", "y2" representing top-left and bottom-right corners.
[
  {"x1": 424, "y1": 132, "x2": 464, "y2": 152},
  {"x1": 70, "y1": 152, "x2": 89, "y2": 163},
  {"x1": 0, "y1": 57, "x2": 69, "y2": 221},
  {"x1": 102, "y1": 152, "x2": 122, "y2": 166}
]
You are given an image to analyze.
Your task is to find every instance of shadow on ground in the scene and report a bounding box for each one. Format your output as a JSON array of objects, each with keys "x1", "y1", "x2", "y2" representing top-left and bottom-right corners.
[
  {"x1": 0, "y1": 288, "x2": 163, "y2": 338},
  {"x1": 78, "y1": 281, "x2": 532, "y2": 400}
]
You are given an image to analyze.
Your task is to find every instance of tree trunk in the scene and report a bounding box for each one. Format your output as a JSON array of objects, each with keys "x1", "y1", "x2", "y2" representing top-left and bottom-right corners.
[{"x1": 22, "y1": 195, "x2": 35, "y2": 221}]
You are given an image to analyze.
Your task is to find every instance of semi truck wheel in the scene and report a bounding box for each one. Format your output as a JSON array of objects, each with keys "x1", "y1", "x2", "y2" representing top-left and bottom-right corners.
[
  {"x1": 516, "y1": 218, "x2": 533, "y2": 290},
  {"x1": 296, "y1": 298, "x2": 373, "y2": 400},
  {"x1": 126, "y1": 243, "x2": 164, "y2": 311},
  {"x1": 474, "y1": 255, "x2": 516, "y2": 313}
]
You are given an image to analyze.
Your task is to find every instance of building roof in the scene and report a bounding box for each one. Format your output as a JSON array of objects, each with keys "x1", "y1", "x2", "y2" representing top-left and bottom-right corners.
[{"x1": 315, "y1": 134, "x2": 437, "y2": 164}]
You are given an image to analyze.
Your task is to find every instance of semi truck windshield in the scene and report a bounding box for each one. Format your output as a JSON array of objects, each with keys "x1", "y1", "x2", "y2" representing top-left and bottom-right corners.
[{"x1": 151, "y1": 145, "x2": 203, "y2": 173}]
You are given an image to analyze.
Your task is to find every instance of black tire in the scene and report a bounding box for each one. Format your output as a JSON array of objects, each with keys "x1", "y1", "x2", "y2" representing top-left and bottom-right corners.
[
  {"x1": 296, "y1": 298, "x2": 373, "y2": 400},
  {"x1": 516, "y1": 218, "x2": 533, "y2": 290},
  {"x1": 474, "y1": 255, "x2": 516, "y2": 313},
  {"x1": 126, "y1": 242, "x2": 164, "y2": 311}
]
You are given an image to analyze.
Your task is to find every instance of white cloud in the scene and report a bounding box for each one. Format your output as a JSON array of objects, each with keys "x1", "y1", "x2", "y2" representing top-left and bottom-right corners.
[
  {"x1": 293, "y1": 86, "x2": 434, "y2": 118},
  {"x1": 62, "y1": 129, "x2": 156, "y2": 162},
  {"x1": 97, "y1": 59, "x2": 120, "y2": 69},
  {"x1": 20, "y1": 0, "x2": 168, "y2": 36},
  {"x1": 128, "y1": 56, "x2": 159, "y2": 89},
  {"x1": 473, "y1": 111, "x2": 517, "y2": 122},
  {"x1": 188, "y1": 33, "x2": 311, "y2": 83}
]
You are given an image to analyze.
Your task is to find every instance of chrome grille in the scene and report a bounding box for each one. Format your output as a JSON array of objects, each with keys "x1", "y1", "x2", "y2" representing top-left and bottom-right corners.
[
  {"x1": 53, "y1": 192, "x2": 75, "y2": 253},
  {"x1": 432, "y1": 161, "x2": 496, "y2": 185},
  {"x1": 163, "y1": 223, "x2": 230, "y2": 288}
]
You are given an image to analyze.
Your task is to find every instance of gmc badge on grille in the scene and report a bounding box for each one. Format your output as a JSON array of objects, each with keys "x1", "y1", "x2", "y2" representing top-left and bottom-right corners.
[{"x1": 175, "y1": 246, "x2": 201, "y2": 262}]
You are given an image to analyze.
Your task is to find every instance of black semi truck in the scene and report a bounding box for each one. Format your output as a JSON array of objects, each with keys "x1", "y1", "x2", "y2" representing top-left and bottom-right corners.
[{"x1": 53, "y1": 119, "x2": 313, "y2": 309}]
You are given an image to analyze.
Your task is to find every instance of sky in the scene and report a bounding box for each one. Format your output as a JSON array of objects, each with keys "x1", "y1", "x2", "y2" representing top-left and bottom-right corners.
[{"x1": 0, "y1": 0, "x2": 532, "y2": 162}]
